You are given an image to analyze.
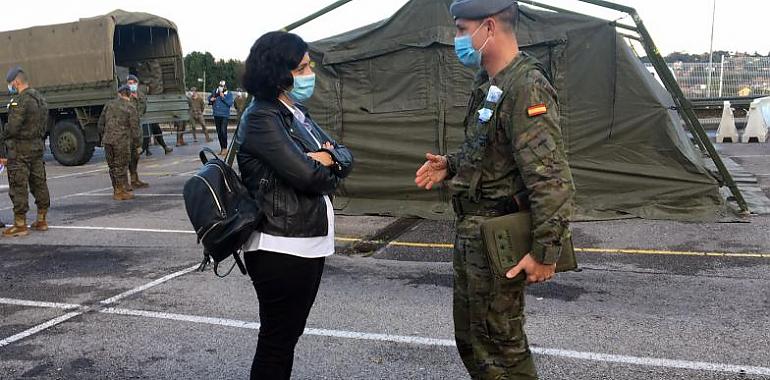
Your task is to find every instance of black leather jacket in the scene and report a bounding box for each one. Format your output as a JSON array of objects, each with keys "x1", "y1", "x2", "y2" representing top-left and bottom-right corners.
[{"x1": 237, "y1": 99, "x2": 353, "y2": 237}]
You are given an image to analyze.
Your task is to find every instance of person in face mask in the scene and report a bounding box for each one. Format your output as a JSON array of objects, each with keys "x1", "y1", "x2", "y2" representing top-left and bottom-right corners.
[
  {"x1": 415, "y1": 1, "x2": 576, "y2": 379},
  {"x1": 209, "y1": 80, "x2": 234, "y2": 155},
  {"x1": 236, "y1": 31, "x2": 353, "y2": 380}
]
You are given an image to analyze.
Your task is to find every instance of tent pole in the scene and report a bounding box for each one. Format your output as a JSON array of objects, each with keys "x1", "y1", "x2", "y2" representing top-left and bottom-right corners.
[
  {"x1": 573, "y1": 0, "x2": 749, "y2": 214},
  {"x1": 282, "y1": 0, "x2": 356, "y2": 32}
]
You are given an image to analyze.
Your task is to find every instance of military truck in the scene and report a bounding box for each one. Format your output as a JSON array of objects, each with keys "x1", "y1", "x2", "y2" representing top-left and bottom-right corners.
[{"x1": 0, "y1": 10, "x2": 189, "y2": 166}]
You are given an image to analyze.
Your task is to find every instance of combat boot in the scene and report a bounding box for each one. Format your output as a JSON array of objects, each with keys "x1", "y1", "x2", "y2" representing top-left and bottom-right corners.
[
  {"x1": 30, "y1": 209, "x2": 49, "y2": 232},
  {"x1": 3, "y1": 215, "x2": 29, "y2": 237},
  {"x1": 131, "y1": 173, "x2": 149, "y2": 189},
  {"x1": 177, "y1": 135, "x2": 187, "y2": 146},
  {"x1": 113, "y1": 186, "x2": 135, "y2": 201}
]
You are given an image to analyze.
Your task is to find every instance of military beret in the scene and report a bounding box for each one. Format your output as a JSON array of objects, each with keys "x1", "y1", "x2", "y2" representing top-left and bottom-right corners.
[
  {"x1": 5, "y1": 65, "x2": 23, "y2": 83},
  {"x1": 117, "y1": 84, "x2": 132, "y2": 94},
  {"x1": 450, "y1": 0, "x2": 517, "y2": 19},
  {"x1": 127, "y1": 74, "x2": 139, "y2": 82}
]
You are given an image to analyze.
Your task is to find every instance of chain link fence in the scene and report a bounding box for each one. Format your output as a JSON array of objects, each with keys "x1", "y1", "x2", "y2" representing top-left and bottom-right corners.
[{"x1": 646, "y1": 57, "x2": 770, "y2": 99}]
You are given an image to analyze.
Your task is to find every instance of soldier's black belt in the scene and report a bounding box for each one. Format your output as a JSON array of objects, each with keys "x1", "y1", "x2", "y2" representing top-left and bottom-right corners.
[{"x1": 451, "y1": 196, "x2": 520, "y2": 218}]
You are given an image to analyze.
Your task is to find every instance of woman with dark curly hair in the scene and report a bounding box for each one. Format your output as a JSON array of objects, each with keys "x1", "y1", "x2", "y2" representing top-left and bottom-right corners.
[{"x1": 237, "y1": 31, "x2": 353, "y2": 379}]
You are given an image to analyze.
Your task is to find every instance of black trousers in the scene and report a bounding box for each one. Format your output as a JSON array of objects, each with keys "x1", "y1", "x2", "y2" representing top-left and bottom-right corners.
[
  {"x1": 142, "y1": 123, "x2": 168, "y2": 151},
  {"x1": 214, "y1": 116, "x2": 228, "y2": 150},
  {"x1": 245, "y1": 251, "x2": 325, "y2": 380}
]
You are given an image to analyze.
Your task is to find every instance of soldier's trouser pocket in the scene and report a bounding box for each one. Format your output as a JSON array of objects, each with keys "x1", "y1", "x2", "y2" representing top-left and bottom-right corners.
[{"x1": 483, "y1": 277, "x2": 537, "y2": 376}]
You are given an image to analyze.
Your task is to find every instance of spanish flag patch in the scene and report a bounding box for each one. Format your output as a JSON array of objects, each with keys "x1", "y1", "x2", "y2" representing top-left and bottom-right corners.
[{"x1": 527, "y1": 103, "x2": 548, "y2": 117}]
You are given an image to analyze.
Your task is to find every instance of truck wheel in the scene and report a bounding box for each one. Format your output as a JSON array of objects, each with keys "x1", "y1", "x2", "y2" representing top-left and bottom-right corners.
[{"x1": 51, "y1": 119, "x2": 93, "y2": 166}]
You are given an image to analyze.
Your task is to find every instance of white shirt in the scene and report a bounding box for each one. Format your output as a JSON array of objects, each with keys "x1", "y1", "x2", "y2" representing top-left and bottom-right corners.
[{"x1": 242, "y1": 100, "x2": 335, "y2": 258}]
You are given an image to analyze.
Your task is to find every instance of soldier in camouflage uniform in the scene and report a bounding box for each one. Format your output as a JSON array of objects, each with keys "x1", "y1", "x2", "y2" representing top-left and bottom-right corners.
[
  {"x1": 1, "y1": 66, "x2": 51, "y2": 237},
  {"x1": 188, "y1": 87, "x2": 211, "y2": 143},
  {"x1": 174, "y1": 119, "x2": 187, "y2": 146},
  {"x1": 127, "y1": 75, "x2": 149, "y2": 190},
  {"x1": 98, "y1": 85, "x2": 139, "y2": 201},
  {"x1": 416, "y1": 2, "x2": 575, "y2": 378},
  {"x1": 234, "y1": 90, "x2": 249, "y2": 125}
]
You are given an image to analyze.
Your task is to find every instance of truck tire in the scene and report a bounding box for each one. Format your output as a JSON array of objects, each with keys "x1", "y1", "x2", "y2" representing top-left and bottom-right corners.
[{"x1": 51, "y1": 119, "x2": 95, "y2": 166}]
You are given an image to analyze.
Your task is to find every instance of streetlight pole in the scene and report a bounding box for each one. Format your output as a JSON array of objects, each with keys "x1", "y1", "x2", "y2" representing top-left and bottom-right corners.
[{"x1": 707, "y1": 0, "x2": 717, "y2": 97}]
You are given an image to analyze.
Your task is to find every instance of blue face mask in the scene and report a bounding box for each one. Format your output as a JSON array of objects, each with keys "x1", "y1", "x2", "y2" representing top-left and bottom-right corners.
[
  {"x1": 289, "y1": 74, "x2": 316, "y2": 103},
  {"x1": 7, "y1": 84, "x2": 17, "y2": 94},
  {"x1": 128, "y1": 83, "x2": 138, "y2": 93},
  {"x1": 454, "y1": 23, "x2": 490, "y2": 68}
]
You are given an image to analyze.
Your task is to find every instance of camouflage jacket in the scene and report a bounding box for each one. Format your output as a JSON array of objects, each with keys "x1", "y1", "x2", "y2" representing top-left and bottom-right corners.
[
  {"x1": 190, "y1": 94, "x2": 205, "y2": 114},
  {"x1": 447, "y1": 53, "x2": 576, "y2": 265},
  {"x1": 0, "y1": 88, "x2": 48, "y2": 158},
  {"x1": 129, "y1": 91, "x2": 147, "y2": 117},
  {"x1": 98, "y1": 97, "x2": 140, "y2": 147}
]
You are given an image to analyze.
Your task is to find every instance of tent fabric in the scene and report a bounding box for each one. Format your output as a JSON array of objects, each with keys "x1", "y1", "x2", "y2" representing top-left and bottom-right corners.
[{"x1": 307, "y1": 0, "x2": 727, "y2": 221}]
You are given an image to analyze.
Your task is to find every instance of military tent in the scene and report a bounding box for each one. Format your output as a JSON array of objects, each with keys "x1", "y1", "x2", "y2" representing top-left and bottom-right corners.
[{"x1": 307, "y1": 0, "x2": 727, "y2": 221}]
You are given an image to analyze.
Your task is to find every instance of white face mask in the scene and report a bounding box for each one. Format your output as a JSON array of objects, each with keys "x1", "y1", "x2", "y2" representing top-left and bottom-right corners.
[{"x1": 218, "y1": 86, "x2": 225, "y2": 93}]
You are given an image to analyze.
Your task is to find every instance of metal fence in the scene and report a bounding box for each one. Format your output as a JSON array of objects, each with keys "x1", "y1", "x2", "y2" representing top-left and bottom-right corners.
[{"x1": 645, "y1": 57, "x2": 770, "y2": 99}]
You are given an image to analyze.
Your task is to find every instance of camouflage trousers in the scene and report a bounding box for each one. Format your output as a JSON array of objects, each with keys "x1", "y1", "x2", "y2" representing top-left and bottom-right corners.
[
  {"x1": 129, "y1": 141, "x2": 139, "y2": 176},
  {"x1": 104, "y1": 143, "x2": 130, "y2": 190},
  {"x1": 6, "y1": 155, "x2": 51, "y2": 216},
  {"x1": 454, "y1": 216, "x2": 538, "y2": 380},
  {"x1": 189, "y1": 112, "x2": 209, "y2": 140}
]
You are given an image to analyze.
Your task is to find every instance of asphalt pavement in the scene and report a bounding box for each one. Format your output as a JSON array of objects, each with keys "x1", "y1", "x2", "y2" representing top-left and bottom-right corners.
[{"x1": 1, "y1": 134, "x2": 769, "y2": 379}]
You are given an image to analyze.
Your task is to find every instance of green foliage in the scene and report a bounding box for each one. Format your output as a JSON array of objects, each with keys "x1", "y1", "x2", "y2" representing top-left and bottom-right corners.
[{"x1": 184, "y1": 51, "x2": 245, "y2": 91}]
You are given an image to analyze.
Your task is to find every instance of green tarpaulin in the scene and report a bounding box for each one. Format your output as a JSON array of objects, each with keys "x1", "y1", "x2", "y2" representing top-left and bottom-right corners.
[{"x1": 307, "y1": 0, "x2": 727, "y2": 221}]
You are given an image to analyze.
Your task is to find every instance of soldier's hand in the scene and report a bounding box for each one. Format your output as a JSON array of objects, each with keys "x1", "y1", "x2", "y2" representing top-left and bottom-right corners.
[
  {"x1": 506, "y1": 254, "x2": 556, "y2": 284},
  {"x1": 415, "y1": 153, "x2": 448, "y2": 190}
]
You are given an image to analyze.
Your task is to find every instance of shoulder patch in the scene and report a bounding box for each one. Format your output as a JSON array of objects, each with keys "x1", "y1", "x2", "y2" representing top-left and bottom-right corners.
[{"x1": 527, "y1": 103, "x2": 547, "y2": 117}]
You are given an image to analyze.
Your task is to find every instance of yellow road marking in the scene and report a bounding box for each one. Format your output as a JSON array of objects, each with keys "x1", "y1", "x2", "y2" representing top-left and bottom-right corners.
[{"x1": 333, "y1": 237, "x2": 770, "y2": 258}]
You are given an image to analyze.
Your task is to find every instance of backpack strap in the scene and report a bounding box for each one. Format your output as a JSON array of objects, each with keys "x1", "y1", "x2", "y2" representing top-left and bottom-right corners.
[{"x1": 199, "y1": 147, "x2": 220, "y2": 164}]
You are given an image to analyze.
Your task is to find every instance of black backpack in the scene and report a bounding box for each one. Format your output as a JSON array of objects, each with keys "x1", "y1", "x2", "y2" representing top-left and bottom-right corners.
[{"x1": 183, "y1": 148, "x2": 263, "y2": 276}]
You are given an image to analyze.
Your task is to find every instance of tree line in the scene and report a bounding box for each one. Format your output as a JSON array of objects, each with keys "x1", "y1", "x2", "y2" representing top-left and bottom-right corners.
[{"x1": 184, "y1": 51, "x2": 245, "y2": 92}]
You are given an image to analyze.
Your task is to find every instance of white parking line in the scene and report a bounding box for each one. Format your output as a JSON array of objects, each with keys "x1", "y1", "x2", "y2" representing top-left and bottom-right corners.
[
  {"x1": 2, "y1": 295, "x2": 770, "y2": 375},
  {"x1": 48, "y1": 226, "x2": 195, "y2": 234},
  {"x1": 0, "y1": 186, "x2": 114, "y2": 212},
  {"x1": 0, "y1": 264, "x2": 198, "y2": 347},
  {"x1": 0, "y1": 312, "x2": 83, "y2": 348},
  {"x1": 48, "y1": 168, "x2": 106, "y2": 180},
  {"x1": 99, "y1": 264, "x2": 199, "y2": 305},
  {"x1": 0, "y1": 297, "x2": 80, "y2": 310},
  {"x1": 80, "y1": 193, "x2": 183, "y2": 198},
  {"x1": 92, "y1": 307, "x2": 770, "y2": 376}
]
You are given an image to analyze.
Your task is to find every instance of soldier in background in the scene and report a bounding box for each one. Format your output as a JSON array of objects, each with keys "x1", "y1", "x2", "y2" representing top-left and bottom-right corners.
[
  {"x1": 98, "y1": 85, "x2": 138, "y2": 201},
  {"x1": 416, "y1": 1, "x2": 575, "y2": 378},
  {"x1": 234, "y1": 89, "x2": 249, "y2": 124},
  {"x1": 1, "y1": 66, "x2": 51, "y2": 237},
  {"x1": 174, "y1": 119, "x2": 187, "y2": 146},
  {"x1": 188, "y1": 87, "x2": 211, "y2": 143},
  {"x1": 127, "y1": 75, "x2": 150, "y2": 190}
]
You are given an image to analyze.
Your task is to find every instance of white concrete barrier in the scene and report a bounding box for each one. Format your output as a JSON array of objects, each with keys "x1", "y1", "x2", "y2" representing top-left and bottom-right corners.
[
  {"x1": 742, "y1": 96, "x2": 770, "y2": 143},
  {"x1": 716, "y1": 101, "x2": 739, "y2": 143}
]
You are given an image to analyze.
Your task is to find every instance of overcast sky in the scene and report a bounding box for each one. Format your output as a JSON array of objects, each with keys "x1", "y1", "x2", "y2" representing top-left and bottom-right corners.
[{"x1": 3, "y1": 0, "x2": 767, "y2": 61}]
